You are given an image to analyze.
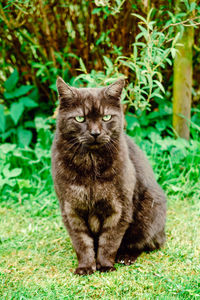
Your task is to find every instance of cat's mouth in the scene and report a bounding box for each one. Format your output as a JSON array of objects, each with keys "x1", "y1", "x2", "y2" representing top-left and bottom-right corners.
[
  {"x1": 79, "y1": 136, "x2": 110, "y2": 150},
  {"x1": 86, "y1": 141, "x2": 105, "y2": 149}
]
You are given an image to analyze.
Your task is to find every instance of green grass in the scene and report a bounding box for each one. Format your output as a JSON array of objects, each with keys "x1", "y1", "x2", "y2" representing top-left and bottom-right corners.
[
  {"x1": 0, "y1": 135, "x2": 200, "y2": 299},
  {"x1": 0, "y1": 194, "x2": 199, "y2": 299}
]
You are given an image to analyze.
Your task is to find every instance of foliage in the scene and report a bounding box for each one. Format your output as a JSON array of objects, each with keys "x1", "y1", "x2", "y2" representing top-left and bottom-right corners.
[
  {"x1": 0, "y1": 0, "x2": 200, "y2": 106},
  {"x1": 118, "y1": 9, "x2": 179, "y2": 110},
  {"x1": 126, "y1": 101, "x2": 200, "y2": 141},
  {"x1": 76, "y1": 8, "x2": 180, "y2": 111},
  {"x1": 0, "y1": 69, "x2": 40, "y2": 147},
  {"x1": 0, "y1": 117, "x2": 54, "y2": 203},
  {"x1": 0, "y1": 0, "x2": 199, "y2": 147}
]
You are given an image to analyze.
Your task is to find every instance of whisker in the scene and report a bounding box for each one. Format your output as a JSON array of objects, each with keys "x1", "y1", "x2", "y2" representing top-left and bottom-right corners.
[
  {"x1": 105, "y1": 141, "x2": 116, "y2": 154},
  {"x1": 69, "y1": 143, "x2": 82, "y2": 164},
  {"x1": 109, "y1": 139, "x2": 119, "y2": 153},
  {"x1": 67, "y1": 142, "x2": 79, "y2": 153}
]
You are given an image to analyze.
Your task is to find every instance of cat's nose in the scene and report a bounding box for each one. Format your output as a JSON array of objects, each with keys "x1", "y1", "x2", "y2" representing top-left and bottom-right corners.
[{"x1": 90, "y1": 131, "x2": 100, "y2": 139}]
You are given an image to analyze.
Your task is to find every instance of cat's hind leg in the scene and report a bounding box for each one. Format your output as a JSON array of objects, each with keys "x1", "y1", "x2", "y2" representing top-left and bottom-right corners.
[
  {"x1": 116, "y1": 218, "x2": 166, "y2": 265},
  {"x1": 116, "y1": 248, "x2": 142, "y2": 265},
  {"x1": 143, "y1": 229, "x2": 166, "y2": 252}
]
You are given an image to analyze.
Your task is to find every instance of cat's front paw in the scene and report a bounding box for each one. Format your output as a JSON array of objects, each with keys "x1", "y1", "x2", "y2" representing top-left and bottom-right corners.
[
  {"x1": 96, "y1": 264, "x2": 116, "y2": 273},
  {"x1": 74, "y1": 267, "x2": 95, "y2": 276}
]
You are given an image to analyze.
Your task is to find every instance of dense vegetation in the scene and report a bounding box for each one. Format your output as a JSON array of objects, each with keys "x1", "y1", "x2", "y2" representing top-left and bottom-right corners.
[
  {"x1": 1, "y1": 0, "x2": 200, "y2": 145},
  {"x1": 0, "y1": 0, "x2": 200, "y2": 298}
]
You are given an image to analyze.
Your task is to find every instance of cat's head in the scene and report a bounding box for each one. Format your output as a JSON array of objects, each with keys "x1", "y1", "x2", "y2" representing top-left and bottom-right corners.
[{"x1": 56, "y1": 77, "x2": 125, "y2": 151}]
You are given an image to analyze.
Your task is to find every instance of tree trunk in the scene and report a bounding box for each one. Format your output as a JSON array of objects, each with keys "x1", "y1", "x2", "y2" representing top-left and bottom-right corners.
[{"x1": 172, "y1": 3, "x2": 194, "y2": 140}]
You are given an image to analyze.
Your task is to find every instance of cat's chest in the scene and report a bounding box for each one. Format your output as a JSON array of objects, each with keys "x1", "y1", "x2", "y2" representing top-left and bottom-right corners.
[{"x1": 68, "y1": 180, "x2": 118, "y2": 209}]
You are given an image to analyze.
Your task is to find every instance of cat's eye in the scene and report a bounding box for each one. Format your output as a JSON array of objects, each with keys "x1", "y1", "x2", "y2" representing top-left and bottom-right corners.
[
  {"x1": 102, "y1": 114, "x2": 112, "y2": 122},
  {"x1": 75, "y1": 116, "x2": 85, "y2": 123}
]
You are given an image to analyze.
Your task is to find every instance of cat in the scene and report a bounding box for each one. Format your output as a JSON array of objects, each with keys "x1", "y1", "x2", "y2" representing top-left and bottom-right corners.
[{"x1": 51, "y1": 76, "x2": 166, "y2": 275}]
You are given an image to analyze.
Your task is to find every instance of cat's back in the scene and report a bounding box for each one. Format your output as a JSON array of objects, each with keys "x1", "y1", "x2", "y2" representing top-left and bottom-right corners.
[{"x1": 125, "y1": 134, "x2": 161, "y2": 189}]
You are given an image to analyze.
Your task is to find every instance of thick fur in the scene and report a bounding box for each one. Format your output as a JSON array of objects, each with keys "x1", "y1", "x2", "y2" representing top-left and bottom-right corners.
[{"x1": 51, "y1": 77, "x2": 166, "y2": 275}]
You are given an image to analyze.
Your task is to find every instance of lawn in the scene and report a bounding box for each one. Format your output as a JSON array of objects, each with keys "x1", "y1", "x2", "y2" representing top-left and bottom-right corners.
[{"x1": 0, "y1": 136, "x2": 200, "y2": 299}]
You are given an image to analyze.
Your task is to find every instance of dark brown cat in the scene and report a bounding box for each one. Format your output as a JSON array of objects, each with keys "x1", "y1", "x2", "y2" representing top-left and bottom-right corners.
[{"x1": 51, "y1": 77, "x2": 166, "y2": 275}]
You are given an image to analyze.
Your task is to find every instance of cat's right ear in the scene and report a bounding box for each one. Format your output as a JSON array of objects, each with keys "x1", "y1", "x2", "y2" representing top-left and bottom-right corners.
[
  {"x1": 56, "y1": 77, "x2": 76, "y2": 107},
  {"x1": 104, "y1": 78, "x2": 125, "y2": 100}
]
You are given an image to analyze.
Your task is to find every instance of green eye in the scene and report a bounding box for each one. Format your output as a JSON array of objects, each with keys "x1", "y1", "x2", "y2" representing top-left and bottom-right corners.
[
  {"x1": 102, "y1": 114, "x2": 112, "y2": 122},
  {"x1": 75, "y1": 116, "x2": 85, "y2": 123}
]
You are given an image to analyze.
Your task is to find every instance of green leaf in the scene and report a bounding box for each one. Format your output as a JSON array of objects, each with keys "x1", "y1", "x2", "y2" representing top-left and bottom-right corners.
[
  {"x1": 4, "y1": 69, "x2": 19, "y2": 92},
  {"x1": 172, "y1": 32, "x2": 180, "y2": 47},
  {"x1": 49, "y1": 83, "x2": 57, "y2": 91},
  {"x1": 155, "y1": 120, "x2": 168, "y2": 132},
  {"x1": 17, "y1": 127, "x2": 32, "y2": 147},
  {"x1": 19, "y1": 97, "x2": 38, "y2": 108},
  {"x1": 150, "y1": 92, "x2": 163, "y2": 99},
  {"x1": 103, "y1": 56, "x2": 113, "y2": 69},
  {"x1": 29, "y1": 88, "x2": 39, "y2": 101},
  {"x1": 92, "y1": 7, "x2": 101, "y2": 14},
  {"x1": 189, "y1": 1, "x2": 196, "y2": 11},
  {"x1": 0, "y1": 175, "x2": 13, "y2": 188},
  {"x1": 24, "y1": 121, "x2": 35, "y2": 128},
  {"x1": 10, "y1": 102, "x2": 24, "y2": 125},
  {"x1": 3, "y1": 163, "x2": 22, "y2": 179},
  {"x1": 120, "y1": 60, "x2": 135, "y2": 72},
  {"x1": 170, "y1": 185, "x2": 182, "y2": 192},
  {"x1": 138, "y1": 25, "x2": 148, "y2": 38},
  {"x1": 147, "y1": 74, "x2": 153, "y2": 89},
  {"x1": 0, "y1": 143, "x2": 16, "y2": 154},
  {"x1": 134, "y1": 42, "x2": 146, "y2": 48},
  {"x1": 133, "y1": 44, "x2": 137, "y2": 60},
  {"x1": 32, "y1": 63, "x2": 45, "y2": 68},
  {"x1": 35, "y1": 117, "x2": 50, "y2": 131},
  {"x1": 14, "y1": 85, "x2": 34, "y2": 97},
  {"x1": 154, "y1": 80, "x2": 165, "y2": 93},
  {"x1": 132, "y1": 13, "x2": 147, "y2": 24},
  {"x1": 4, "y1": 85, "x2": 33, "y2": 99},
  {"x1": 125, "y1": 114, "x2": 140, "y2": 131},
  {"x1": 0, "y1": 128, "x2": 16, "y2": 141},
  {"x1": 165, "y1": 58, "x2": 172, "y2": 66},
  {"x1": 17, "y1": 179, "x2": 32, "y2": 189},
  {"x1": 136, "y1": 32, "x2": 145, "y2": 41},
  {"x1": 0, "y1": 104, "x2": 6, "y2": 132},
  {"x1": 170, "y1": 48, "x2": 177, "y2": 59},
  {"x1": 79, "y1": 58, "x2": 87, "y2": 74}
]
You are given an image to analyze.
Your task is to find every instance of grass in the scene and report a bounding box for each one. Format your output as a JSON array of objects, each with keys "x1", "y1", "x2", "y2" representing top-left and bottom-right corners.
[
  {"x1": 0, "y1": 194, "x2": 199, "y2": 299},
  {"x1": 0, "y1": 134, "x2": 200, "y2": 299}
]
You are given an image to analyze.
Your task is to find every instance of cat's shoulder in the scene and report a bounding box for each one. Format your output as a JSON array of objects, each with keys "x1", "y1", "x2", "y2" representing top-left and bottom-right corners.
[{"x1": 124, "y1": 133, "x2": 142, "y2": 155}]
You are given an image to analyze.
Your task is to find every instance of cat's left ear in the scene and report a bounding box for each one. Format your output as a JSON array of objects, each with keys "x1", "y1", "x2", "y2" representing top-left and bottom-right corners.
[{"x1": 105, "y1": 78, "x2": 125, "y2": 100}]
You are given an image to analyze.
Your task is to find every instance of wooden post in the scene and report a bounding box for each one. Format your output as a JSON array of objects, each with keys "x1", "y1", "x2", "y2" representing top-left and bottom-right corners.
[{"x1": 172, "y1": 2, "x2": 194, "y2": 140}]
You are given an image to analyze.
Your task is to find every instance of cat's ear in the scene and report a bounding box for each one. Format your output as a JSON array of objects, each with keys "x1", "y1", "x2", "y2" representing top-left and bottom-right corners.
[
  {"x1": 56, "y1": 77, "x2": 76, "y2": 107},
  {"x1": 105, "y1": 79, "x2": 125, "y2": 100}
]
